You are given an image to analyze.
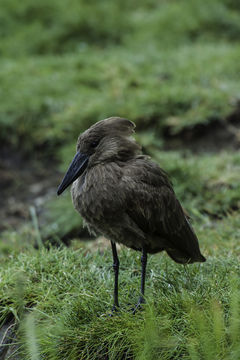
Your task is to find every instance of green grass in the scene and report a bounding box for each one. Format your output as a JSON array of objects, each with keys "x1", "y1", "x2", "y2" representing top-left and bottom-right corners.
[
  {"x1": 1, "y1": 42, "x2": 240, "y2": 152},
  {"x1": 1, "y1": 0, "x2": 240, "y2": 57},
  {"x1": 0, "y1": 0, "x2": 240, "y2": 153},
  {"x1": 153, "y1": 150, "x2": 240, "y2": 216},
  {"x1": 0, "y1": 223, "x2": 240, "y2": 360}
]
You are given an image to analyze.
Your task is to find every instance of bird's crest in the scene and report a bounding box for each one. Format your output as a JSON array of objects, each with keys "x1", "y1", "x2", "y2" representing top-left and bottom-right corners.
[{"x1": 86, "y1": 117, "x2": 135, "y2": 138}]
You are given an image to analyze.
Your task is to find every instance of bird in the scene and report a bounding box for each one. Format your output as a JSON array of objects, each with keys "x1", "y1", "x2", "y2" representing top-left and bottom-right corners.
[{"x1": 57, "y1": 117, "x2": 206, "y2": 312}]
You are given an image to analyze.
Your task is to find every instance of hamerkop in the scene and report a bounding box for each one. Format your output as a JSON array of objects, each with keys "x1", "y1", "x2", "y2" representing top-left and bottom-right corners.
[{"x1": 57, "y1": 117, "x2": 206, "y2": 312}]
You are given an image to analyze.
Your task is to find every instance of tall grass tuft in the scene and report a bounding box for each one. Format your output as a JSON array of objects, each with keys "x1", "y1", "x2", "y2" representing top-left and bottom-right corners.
[
  {"x1": 187, "y1": 277, "x2": 240, "y2": 360},
  {"x1": 23, "y1": 312, "x2": 40, "y2": 360}
]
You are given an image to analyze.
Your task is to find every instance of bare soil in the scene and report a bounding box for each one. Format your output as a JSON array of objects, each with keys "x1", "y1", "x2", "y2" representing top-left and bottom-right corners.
[
  {"x1": 163, "y1": 109, "x2": 240, "y2": 152},
  {"x1": 0, "y1": 146, "x2": 60, "y2": 232}
]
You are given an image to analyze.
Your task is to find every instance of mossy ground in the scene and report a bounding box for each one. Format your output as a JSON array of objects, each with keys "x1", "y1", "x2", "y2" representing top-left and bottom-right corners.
[{"x1": 1, "y1": 0, "x2": 240, "y2": 359}]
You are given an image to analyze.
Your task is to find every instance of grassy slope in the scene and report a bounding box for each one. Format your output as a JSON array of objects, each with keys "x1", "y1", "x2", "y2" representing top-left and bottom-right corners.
[
  {"x1": 0, "y1": 0, "x2": 240, "y2": 151},
  {"x1": 1, "y1": 0, "x2": 240, "y2": 358}
]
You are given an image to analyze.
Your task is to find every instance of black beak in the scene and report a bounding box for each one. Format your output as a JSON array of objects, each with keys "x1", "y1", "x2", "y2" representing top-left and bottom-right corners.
[{"x1": 57, "y1": 152, "x2": 89, "y2": 195}]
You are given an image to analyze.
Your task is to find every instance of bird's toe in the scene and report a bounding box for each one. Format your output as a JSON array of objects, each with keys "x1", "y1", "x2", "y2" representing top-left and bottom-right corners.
[{"x1": 132, "y1": 297, "x2": 145, "y2": 314}]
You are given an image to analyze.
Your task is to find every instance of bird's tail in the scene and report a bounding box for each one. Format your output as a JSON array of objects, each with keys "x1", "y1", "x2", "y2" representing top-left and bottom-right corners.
[
  {"x1": 166, "y1": 216, "x2": 206, "y2": 264},
  {"x1": 166, "y1": 248, "x2": 206, "y2": 264}
]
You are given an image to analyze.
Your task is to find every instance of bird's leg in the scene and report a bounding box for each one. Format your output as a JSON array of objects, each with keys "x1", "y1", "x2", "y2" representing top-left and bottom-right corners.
[
  {"x1": 133, "y1": 246, "x2": 147, "y2": 314},
  {"x1": 111, "y1": 241, "x2": 119, "y2": 312},
  {"x1": 140, "y1": 246, "x2": 147, "y2": 303}
]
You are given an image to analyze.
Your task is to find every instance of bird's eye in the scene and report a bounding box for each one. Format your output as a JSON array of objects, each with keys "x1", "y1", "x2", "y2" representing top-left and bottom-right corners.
[{"x1": 90, "y1": 140, "x2": 99, "y2": 148}]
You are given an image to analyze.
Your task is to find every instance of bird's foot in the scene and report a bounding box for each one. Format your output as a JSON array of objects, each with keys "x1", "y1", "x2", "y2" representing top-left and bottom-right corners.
[
  {"x1": 109, "y1": 304, "x2": 119, "y2": 317},
  {"x1": 99, "y1": 305, "x2": 119, "y2": 318},
  {"x1": 132, "y1": 296, "x2": 145, "y2": 315}
]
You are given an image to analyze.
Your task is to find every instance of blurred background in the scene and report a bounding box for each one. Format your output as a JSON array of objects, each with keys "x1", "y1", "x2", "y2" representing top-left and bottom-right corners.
[{"x1": 1, "y1": 0, "x2": 240, "y2": 251}]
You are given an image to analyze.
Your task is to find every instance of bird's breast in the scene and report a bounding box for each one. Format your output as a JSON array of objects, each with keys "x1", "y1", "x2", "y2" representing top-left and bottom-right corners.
[{"x1": 71, "y1": 163, "x2": 124, "y2": 224}]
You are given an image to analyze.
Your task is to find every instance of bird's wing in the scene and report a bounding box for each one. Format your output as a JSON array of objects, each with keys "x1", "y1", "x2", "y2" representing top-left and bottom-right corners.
[{"x1": 121, "y1": 157, "x2": 205, "y2": 263}]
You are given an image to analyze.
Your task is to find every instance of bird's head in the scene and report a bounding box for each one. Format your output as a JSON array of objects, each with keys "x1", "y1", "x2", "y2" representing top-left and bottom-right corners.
[{"x1": 57, "y1": 117, "x2": 141, "y2": 195}]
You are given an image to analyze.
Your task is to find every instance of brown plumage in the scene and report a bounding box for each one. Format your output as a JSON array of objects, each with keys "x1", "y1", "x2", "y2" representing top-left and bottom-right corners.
[{"x1": 57, "y1": 117, "x2": 206, "y2": 311}]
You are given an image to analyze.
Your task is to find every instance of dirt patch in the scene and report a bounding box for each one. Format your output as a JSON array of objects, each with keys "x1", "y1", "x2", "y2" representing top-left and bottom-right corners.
[
  {"x1": 0, "y1": 146, "x2": 60, "y2": 232},
  {"x1": 162, "y1": 109, "x2": 240, "y2": 152}
]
